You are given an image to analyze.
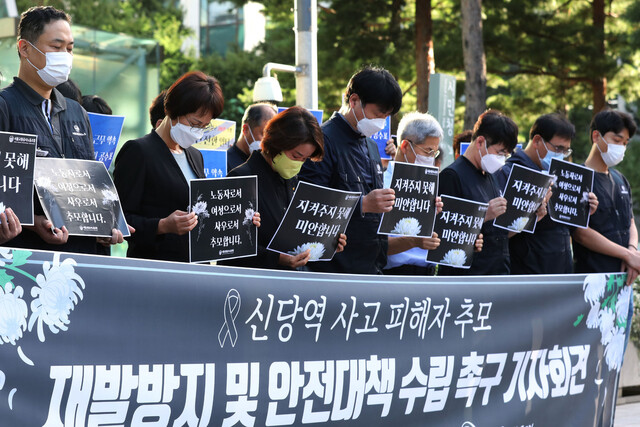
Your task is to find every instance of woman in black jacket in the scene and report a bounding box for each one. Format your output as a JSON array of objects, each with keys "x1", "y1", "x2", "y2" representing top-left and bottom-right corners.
[
  {"x1": 226, "y1": 106, "x2": 346, "y2": 270},
  {"x1": 114, "y1": 71, "x2": 223, "y2": 262}
]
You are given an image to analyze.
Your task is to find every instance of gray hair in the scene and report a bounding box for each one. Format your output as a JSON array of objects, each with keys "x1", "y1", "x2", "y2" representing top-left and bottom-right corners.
[{"x1": 397, "y1": 112, "x2": 443, "y2": 144}]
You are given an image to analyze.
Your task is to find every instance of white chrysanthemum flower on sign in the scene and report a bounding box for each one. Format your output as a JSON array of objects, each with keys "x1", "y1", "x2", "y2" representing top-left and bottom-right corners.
[
  {"x1": 35, "y1": 176, "x2": 55, "y2": 192},
  {"x1": 27, "y1": 253, "x2": 85, "y2": 342},
  {"x1": 0, "y1": 248, "x2": 12, "y2": 268},
  {"x1": 615, "y1": 285, "x2": 632, "y2": 324},
  {"x1": 583, "y1": 274, "x2": 606, "y2": 306},
  {"x1": 101, "y1": 189, "x2": 119, "y2": 205},
  {"x1": 0, "y1": 285, "x2": 28, "y2": 345},
  {"x1": 586, "y1": 303, "x2": 600, "y2": 329},
  {"x1": 243, "y1": 208, "x2": 255, "y2": 226},
  {"x1": 289, "y1": 242, "x2": 326, "y2": 261},
  {"x1": 192, "y1": 201, "x2": 210, "y2": 217},
  {"x1": 441, "y1": 249, "x2": 467, "y2": 267},
  {"x1": 509, "y1": 216, "x2": 530, "y2": 232},
  {"x1": 604, "y1": 327, "x2": 626, "y2": 371},
  {"x1": 391, "y1": 217, "x2": 422, "y2": 236},
  {"x1": 598, "y1": 307, "x2": 616, "y2": 346}
]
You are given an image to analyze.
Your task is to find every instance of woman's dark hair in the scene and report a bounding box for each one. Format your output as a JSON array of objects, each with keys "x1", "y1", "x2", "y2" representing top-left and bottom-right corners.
[
  {"x1": 472, "y1": 109, "x2": 519, "y2": 152},
  {"x1": 590, "y1": 109, "x2": 637, "y2": 142},
  {"x1": 82, "y1": 95, "x2": 112, "y2": 115},
  {"x1": 343, "y1": 66, "x2": 402, "y2": 116},
  {"x1": 164, "y1": 71, "x2": 224, "y2": 120},
  {"x1": 149, "y1": 90, "x2": 167, "y2": 128},
  {"x1": 56, "y1": 79, "x2": 82, "y2": 104},
  {"x1": 262, "y1": 106, "x2": 324, "y2": 162}
]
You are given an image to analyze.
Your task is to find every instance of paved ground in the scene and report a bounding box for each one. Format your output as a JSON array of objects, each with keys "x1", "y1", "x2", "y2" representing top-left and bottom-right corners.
[{"x1": 615, "y1": 401, "x2": 640, "y2": 426}]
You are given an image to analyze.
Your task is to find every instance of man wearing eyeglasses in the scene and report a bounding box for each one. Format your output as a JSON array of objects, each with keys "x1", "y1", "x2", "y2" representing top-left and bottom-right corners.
[{"x1": 494, "y1": 113, "x2": 598, "y2": 274}]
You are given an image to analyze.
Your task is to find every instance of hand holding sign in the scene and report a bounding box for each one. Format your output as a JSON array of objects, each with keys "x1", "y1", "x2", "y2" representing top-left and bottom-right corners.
[
  {"x1": 0, "y1": 207, "x2": 22, "y2": 244},
  {"x1": 30, "y1": 214, "x2": 69, "y2": 245},
  {"x1": 363, "y1": 188, "x2": 395, "y2": 213},
  {"x1": 159, "y1": 210, "x2": 197, "y2": 235},
  {"x1": 485, "y1": 196, "x2": 507, "y2": 221}
]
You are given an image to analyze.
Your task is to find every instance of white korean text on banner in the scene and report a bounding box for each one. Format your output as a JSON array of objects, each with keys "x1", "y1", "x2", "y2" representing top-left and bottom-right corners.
[
  {"x1": 267, "y1": 181, "x2": 360, "y2": 261},
  {"x1": 378, "y1": 162, "x2": 439, "y2": 237},
  {"x1": 34, "y1": 158, "x2": 130, "y2": 237},
  {"x1": 0, "y1": 248, "x2": 630, "y2": 426},
  {"x1": 427, "y1": 194, "x2": 487, "y2": 269},
  {"x1": 87, "y1": 112, "x2": 125, "y2": 169},
  {"x1": 548, "y1": 158, "x2": 594, "y2": 228},
  {"x1": 189, "y1": 176, "x2": 258, "y2": 263},
  {"x1": 0, "y1": 131, "x2": 37, "y2": 225},
  {"x1": 494, "y1": 163, "x2": 554, "y2": 233}
]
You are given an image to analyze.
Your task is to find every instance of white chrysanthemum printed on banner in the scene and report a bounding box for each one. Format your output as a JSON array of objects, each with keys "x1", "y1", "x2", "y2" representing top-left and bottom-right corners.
[
  {"x1": 598, "y1": 307, "x2": 616, "y2": 346},
  {"x1": 391, "y1": 217, "x2": 422, "y2": 236},
  {"x1": 27, "y1": 253, "x2": 85, "y2": 342},
  {"x1": 586, "y1": 303, "x2": 601, "y2": 329},
  {"x1": 441, "y1": 249, "x2": 467, "y2": 267},
  {"x1": 101, "y1": 189, "x2": 119, "y2": 205},
  {"x1": 583, "y1": 274, "x2": 607, "y2": 306},
  {"x1": 604, "y1": 327, "x2": 626, "y2": 371},
  {"x1": 243, "y1": 208, "x2": 255, "y2": 226},
  {"x1": 289, "y1": 242, "x2": 326, "y2": 261},
  {"x1": 509, "y1": 216, "x2": 530, "y2": 232},
  {"x1": 615, "y1": 285, "x2": 632, "y2": 324},
  {"x1": 0, "y1": 285, "x2": 28, "y2": 345},
  {"x1": 192, "y1": 201, "x2": 210, "y2": 217},
  {"x1": 35, "y1": 176, "x2": 55, "y2": 192},
  {"x1": 0, "y1": 248, "x2": 12, "y2": 267}
]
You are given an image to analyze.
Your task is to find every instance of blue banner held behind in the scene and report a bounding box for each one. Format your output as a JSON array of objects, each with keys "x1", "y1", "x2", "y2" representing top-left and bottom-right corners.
[
  {"x1": 0, "y1": 247, "x2": 630, "y2": 426},
  {"x1": 371, "y1": 116, "x2": 392, "y2": 160},
  {"x1": 277, "y1": 107, "x2": 324, "y2": 125},
  {"x1": 87, "y1": 113, "x2": 125, "y2": 169},
  {"x1": 200, "y1": 149, "x2": 227, "y2": 178}
]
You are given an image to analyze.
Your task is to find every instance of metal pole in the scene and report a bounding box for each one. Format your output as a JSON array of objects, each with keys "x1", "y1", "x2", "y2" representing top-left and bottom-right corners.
[{"x1": 294, "y1": 0, "x2": 317, "y2": 109}]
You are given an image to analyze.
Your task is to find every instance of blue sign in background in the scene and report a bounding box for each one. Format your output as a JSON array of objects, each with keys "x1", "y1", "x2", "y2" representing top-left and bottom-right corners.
[
  {"x1": 370, "y1": 116, "x2": 392, "y2": 160},
  {"x1": 87, "y1": 113, "x2": 125, "y2": 169},
  {"x1": 200, "y1": 149, "x2": 227, "y2": 178}
]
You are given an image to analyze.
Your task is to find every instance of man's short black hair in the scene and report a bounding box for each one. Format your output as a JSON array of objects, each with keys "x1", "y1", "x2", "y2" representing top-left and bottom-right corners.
[
  {"x1": 343, "y1": 66, "x2": 402, "y2": 116},
  {"x1": 56, "y1": 79, "x2": 82, "y2": 104},
  {"x1": 590, "y1": 109, "x2": 637, "y2": 142},
  {"x1": 472, "y1": 110, "x2": 519, "y2": 152},
  {"x1": 82, "y1": 95, "x2": 112, "y2": 115},
  {"x1": 149, "y1": 90, "x2": 167, "y2": 128},
  {"x1": 529, "y1": 113, "x2": 575, "y2": 142},
  {"x1": 18, "y1": 6, "x2": 70, "y2": 47},
  {"x1": 242, "y1": 103, "x2": 277, "y2": 129}
]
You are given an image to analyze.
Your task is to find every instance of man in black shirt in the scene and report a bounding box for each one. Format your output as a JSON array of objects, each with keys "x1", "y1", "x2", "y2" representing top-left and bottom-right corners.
[{"x1": 227, "y1": 103, "x2": 277, "y2": 172}]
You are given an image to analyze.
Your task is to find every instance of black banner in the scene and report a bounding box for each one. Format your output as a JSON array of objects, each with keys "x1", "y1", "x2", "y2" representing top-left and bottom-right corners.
[
  {"x1": 548, "y1": 158, "x2": 594, "y2": 228},
  {"x1": 34, "y1": 158, "x2": 130, "y2": 238},
  {"x1": 0, "y1": 131, "x2": 37, "y2": 225},
  {"x1": 494, "y1": 163, "x2": 554, "y2": 234},
  {"x1": 0, "y1": 248, "x2": 629, "y2": 426},
  {"x1": 267, "y1": 181, "x2": 360, "y2": 261},
  {"x1": 427, "y1": 195, "x2": 487, "y2": 269},
  {"x1": 189, "y1": 176, "x2": 258, "y2": 263},
  {"x1": 378, "y1": 162, "x2": 439, "y2": 237}
]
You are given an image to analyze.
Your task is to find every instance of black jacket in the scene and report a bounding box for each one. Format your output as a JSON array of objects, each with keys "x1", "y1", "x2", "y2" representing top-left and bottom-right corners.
[
  {"x1": 0, "y1": 77, "x2": 98, "y2": 254},
  {"x1": 113, "y1": 130, "x2": 205, "y2": 262},
  {"x1": 298, "y1": 112, "x2": 387, "y2": 274},
  {"x1": 223, "y1": 151, "x2": 297, "y2": 270}
]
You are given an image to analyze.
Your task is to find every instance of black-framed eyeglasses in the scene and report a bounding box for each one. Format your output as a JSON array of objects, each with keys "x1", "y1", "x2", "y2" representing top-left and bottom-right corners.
[{"x1": 543, "y1": 139, "x2": 572, "y2": 158}]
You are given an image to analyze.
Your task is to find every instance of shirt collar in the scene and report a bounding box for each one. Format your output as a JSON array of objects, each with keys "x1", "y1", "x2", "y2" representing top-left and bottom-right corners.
[
  {"x1": 331, "y1": 111, "x2": 366, "y2": 143},
  {"x1": 12, "y1": 76, "x2": 67, "y2": 111}
]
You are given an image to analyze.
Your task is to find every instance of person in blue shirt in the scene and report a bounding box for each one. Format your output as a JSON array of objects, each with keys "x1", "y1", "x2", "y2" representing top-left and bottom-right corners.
[
  {"x1": 299, "y1": 66, "x2": 402, "y2": 274},
  {"x1": 494, "y1": 113, "x2": 598, "y2": 274}
]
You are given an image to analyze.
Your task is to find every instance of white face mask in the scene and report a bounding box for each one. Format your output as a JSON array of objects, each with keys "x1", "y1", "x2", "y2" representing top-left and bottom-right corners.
[
  {"x1": 598, "y1": 133, "x2": 626, "y2": 167},
  {"x1": 352, "y1": 101, "x2": 386, "y2": 138},
  {"x1": 479, "y1": 144, "x2": 506, "y2": 174},
  {"x1": 170, "y1": 119, "x2": 205, "y2": 149},
  {"x1": 247, "y1": 126, "x2": 261, "y2": 152},
  {"x1": 408, "y1": 142, "x2": 435, "y2": 167},
  {"x1": 26, "y1": 41, "x2": 73, "y2": 87}
]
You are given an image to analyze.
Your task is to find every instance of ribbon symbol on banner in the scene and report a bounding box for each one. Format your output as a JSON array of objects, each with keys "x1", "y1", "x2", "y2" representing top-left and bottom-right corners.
[{"x1": 218, "y1": 289, "x2": 241, "y2": 348}]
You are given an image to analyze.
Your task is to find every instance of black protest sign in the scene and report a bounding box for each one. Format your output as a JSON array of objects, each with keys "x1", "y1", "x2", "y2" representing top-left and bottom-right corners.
[
  {"x1": 494, "y1": 163, "x2": 554, "y2": 234},
  {"x1": 189, "y1": 176, "x2": 258, "y2": 263},
  {"x1": 0, "y1": 131, "x2": 37, "y2": 225},
  {"x1": 34, "y1": 158, "x2": 130, "y2": 237},
  {"x1": 427, "y1": 195, "x2": 487, "y2": 269},
  {"x1": 378, "y1": 162, "x2": 439, "y2": 237},
  {"x1": 268, "y1": 181, "x2": 360, "y2": 261},
  {"x1": 548, "y1": 158, "x2": 594, "y2": 229}
]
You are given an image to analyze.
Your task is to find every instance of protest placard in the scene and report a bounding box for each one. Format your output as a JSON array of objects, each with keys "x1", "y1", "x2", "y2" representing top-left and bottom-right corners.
[
  {"x1": 267, "y1": 181, "x2": 360, "y2": 261},
  {"x1": 34, "y1": 158, "x2": 130, "y2": 237},
  {"x1": 548, "y1": 158, "x2": 594, "y2": 228},
  {"x1": 494, "y1": 163, "x2": 554, "y2": 234},
  {"x1": 87, "y1": 112, "x2": 125, "y2": 169},
  {"x1": 378, "y1": 161, "x2": 439, "y2": 237},
  {"x1": 0, "y1": 131, "x2": 37, "y2": 225},
  {"x1": 371, "y1": 116, "x2": 392, "y2": 159},
  {"x1": 427, "y1": 195, "x2": 487, "y2": 269},
  {"x1": 193, "y1": 119, "x2": 236, "y2": 150},
  {"x1": 200, "y1": 149, "x2": 227, "y2": 178},
  {"x1": 189, "y1": 176, "x2": 258, "y2": 263},
  {"x1": 277, "y1": 106, "x2": 323, "y2": 124}
]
